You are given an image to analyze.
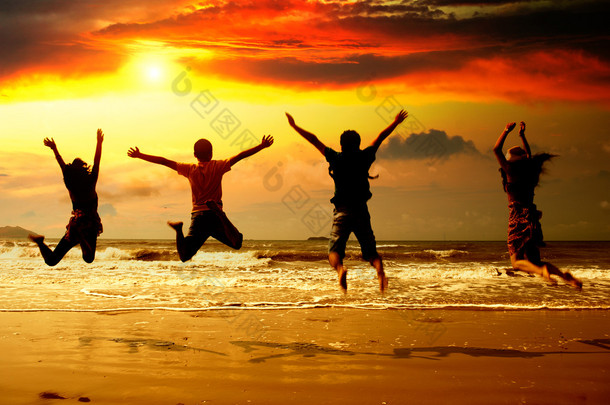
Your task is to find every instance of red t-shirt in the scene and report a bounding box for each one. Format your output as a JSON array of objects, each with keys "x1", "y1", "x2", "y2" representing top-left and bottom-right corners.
[{"x1": 176, "y1": 160, "x2": 232, "y2": 212}]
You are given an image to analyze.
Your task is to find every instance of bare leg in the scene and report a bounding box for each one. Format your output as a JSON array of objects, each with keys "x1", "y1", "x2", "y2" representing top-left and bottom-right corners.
[
  {"x1": 370, "y1": 256, "x2": 387, "y2": 292},
  {"x1": 329, "y1": 252, "x2": 347, "y2": 292},
  {"x1": 168, "y1": 221, "x2": 192, "y2": 262},
  {"x1": 80, "y1": 234, "x2": 98, "y2": 263},
  {"x1": 29, "y1": 234, "x2": 76, "y2": 266},
  {"x1": 543, "y1": 262, "x2": 582, "y2": 290},
  {"x1": 510, "y1": 253, "x2": 554, "y2": 280}
]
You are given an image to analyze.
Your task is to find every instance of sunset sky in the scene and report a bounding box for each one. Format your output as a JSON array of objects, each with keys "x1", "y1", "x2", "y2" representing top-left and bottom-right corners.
[{"x1": 1, "y1": 0, "x2": 609, "y2": 240}]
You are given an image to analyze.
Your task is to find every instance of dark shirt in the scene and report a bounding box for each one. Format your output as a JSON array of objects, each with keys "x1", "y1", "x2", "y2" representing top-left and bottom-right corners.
[
  {"x1": 63, "y1": 171, "x2": 99, "y2": 212},
  {"x1": 503, "y1": 160, "x2": 537, "y2": 206},
  {"x1": 324, "y1": 146, "x2": 376, "y2": 207}
]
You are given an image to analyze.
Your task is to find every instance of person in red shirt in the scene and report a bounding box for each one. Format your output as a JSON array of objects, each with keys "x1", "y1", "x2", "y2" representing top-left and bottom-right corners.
[{"x1": 128, "y1": 135, "x2": 273, "y2": 261}]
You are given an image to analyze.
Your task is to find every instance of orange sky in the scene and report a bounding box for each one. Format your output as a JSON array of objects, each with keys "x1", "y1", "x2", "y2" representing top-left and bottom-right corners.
[{"x1": 1, "y1": 0, "x2": 609, "y2": 240}]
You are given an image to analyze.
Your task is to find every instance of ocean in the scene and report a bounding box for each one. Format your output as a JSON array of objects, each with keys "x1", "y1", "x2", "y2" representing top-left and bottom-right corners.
[{"x1": 1, "y1": 239, "x2": 608, "y2": 312}]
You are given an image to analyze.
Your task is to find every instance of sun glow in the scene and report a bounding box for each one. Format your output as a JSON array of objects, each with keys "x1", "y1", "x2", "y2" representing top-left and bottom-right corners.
[
  {"x1": 127, "y1": 53, "x2": 175, "y2": 86},
  {"x1": 146, "y1": 65, "x2": 163, "y2": 82}
]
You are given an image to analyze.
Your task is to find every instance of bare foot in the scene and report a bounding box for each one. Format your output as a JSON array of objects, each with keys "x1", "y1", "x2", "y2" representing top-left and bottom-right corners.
[
  {"x1": 564, "y1": 272, "x2": 583, "y2": 290},
  {"x1": 28, "y1": 233, "x2": 44, "y2": 244},
  {"x1": 337, "y1": 266, "x2": 347, "y2": 293},
  {"x1": 167, "y1": 221, "x2": 183, "y2": 232},
  {"x1": 378, "y1": 270, "x2": 388, "y2": 293}
]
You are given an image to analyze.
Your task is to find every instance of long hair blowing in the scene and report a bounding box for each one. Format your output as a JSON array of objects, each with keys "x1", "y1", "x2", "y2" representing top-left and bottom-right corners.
[{"x1": 500, "y1": 153, "x2": 556, "y2": 192}]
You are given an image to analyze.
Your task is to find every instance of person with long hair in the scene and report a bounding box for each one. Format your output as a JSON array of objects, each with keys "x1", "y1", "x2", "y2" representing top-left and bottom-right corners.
[
  {"x1": 494, "y1": 121, "x2": 581, "y2": 288},
  {"x1": 29, "y1": 129, "x2": 104, "y2": 265}
]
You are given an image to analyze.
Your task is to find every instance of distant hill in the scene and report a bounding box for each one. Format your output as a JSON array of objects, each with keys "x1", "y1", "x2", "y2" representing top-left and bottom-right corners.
[{"x1": 0, "y1": 226, "x2": 36, "y2": 238}]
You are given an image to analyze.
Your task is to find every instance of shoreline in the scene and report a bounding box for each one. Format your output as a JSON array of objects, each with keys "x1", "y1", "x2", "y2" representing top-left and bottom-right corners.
[
  {"x1": 1, "y1": 308, "x2": 608, "y2": 404},
  {"x1": 1, "y1": 304, "x2": 610, "y2": 312}
]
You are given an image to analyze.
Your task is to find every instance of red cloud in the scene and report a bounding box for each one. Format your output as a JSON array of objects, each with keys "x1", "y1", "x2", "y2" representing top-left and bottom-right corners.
[{"x1": 2, "y1": 0, "x2": 609, "y2": 105}]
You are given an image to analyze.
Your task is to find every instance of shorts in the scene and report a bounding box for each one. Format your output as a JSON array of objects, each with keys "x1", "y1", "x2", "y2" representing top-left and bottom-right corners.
[
  {"x1": 328, "y1": 204, "x2": 379, "y2": 262},
  {"x1": 186, "y1": 209, "x2": 242, "y2": 251}
]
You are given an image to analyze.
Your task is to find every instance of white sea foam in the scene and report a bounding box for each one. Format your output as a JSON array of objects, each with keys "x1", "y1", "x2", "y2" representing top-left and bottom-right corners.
[{"x1": 0, "y1": 239, "x2": 608, "y2": 311}]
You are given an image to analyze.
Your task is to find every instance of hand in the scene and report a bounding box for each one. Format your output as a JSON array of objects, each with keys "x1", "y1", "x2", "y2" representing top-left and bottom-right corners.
[
  {"x1": 504, "y1": 122, "x2": 516, "y2": 133},
  {"x1": 285, "y1": 112, "x2": 296, "y2": 127},
  {"x1": 261, "y1": 135, "x2": 274, "y2": 148},
  {"x1": 97, "y1": 128, "x2": 104, "y2": 143},
  {"x1": 43, "y1": 137, "x2": 57, "y2": 150},
  {"x1": 394, "y1": 109, "x2": 408, "y2": 124},
  {"x1": 127, "y1": 147, "x2": 141, "y2": 158},
  {"x1": 519, "y1": 121, "x2": 526, "y2": 135}
]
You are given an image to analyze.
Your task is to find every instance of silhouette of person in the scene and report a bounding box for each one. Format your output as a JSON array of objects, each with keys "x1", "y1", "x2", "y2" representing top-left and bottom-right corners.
[
  {"x1": 29, "y1": 129, "x2": 104, "y2": 265},
  {"x1": 494, "y1": 121, "x2": 581, "y2": 289},
  {"x1": 128, "y1": 135, "x2": 273, "y2": 261},
  {"x1": 286, "y1": 110, "x2": 408, "y2": 292}
]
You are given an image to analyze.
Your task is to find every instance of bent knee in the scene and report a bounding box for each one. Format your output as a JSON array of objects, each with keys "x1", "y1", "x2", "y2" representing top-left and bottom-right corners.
[
  {"x1": 44, "y1": 258, "x2": 61, "y2": 267},
  {"x1": 179, "y1": 253, "x2": 194, "y2": 263}
]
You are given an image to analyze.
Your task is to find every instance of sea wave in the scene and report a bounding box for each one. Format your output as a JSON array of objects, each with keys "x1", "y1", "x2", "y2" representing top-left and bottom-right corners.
[{"x1": 1, "y1": 302, "x2": 609, "y2": 312}]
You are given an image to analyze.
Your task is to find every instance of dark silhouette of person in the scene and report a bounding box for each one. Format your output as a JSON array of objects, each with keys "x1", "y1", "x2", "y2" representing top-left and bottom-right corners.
[
  {"x1": 494, "y1": 121, "x2": 581, "y2": 289},
  {"x1": 286, "y1": 110, "x2": 408, "y2": 292},
  {"x1": 29, "y1": 129, "x2": 104, "y2": 265},
  {"x1": 128, "y1": 135, "x2": 273, "y2": 262}
]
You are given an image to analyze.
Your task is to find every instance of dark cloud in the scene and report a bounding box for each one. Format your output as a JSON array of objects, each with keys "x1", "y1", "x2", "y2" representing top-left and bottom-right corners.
[
  {"x1": 0, "y1": 0, "x2": 183, "y2": 80},
  {"x1": 419, "y1": 0, "x2": 539, "y2": 5},
  {"x1": 93, "y1": 0, "x2": 610, "y2": 88},
  {"x1": 335, "y1": 1, "x2": 610, "y2": 50},
  {"x1": 2, "y1": 0, "x2": 609, "y2": 91},
  {"x1": 378, "y1": 129, "x2": 480, "y2": 160},
  {"x1": 193, "y1": 49, "x2": 482, "y2": 86}
]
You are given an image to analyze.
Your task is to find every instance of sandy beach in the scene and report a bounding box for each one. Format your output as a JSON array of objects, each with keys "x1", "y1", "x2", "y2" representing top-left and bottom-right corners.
[{"x1": 0, "y1": 308, "x2": 608, "y2": 405}]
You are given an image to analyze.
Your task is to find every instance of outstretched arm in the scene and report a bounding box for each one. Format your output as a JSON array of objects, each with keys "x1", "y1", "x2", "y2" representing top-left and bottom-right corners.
[
  {"x1": 91, "y1": 128, "x2": 103, "y2": 181},
  {"x1": 493, "y1": 122, "x2": 516, "y2": 170},
  {"x1": 127, "y1": 147, "x2": 178, "y2": 171},
  {"x1": 44, "y1": 137, "x2": 66, "y2": 170},
  {"x1": 286, "y1": 113, "x2": 326, "y2": 155},
  {"x1": 370, "y1": 109, "x2": 408, "y2": 151},
  {"x1": 229, "y1": 135, "x2": 274, "y2": 167},
  {"x1": 518, "y1": 121, "x2": 532, "y2": 158}
]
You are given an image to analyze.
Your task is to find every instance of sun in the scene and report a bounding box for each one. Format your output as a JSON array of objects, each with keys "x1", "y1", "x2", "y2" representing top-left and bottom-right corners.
[
  {"x1": 125, "y1": 53, "x2": 174, "y2": 86},
  {"x1": 145, "y1": 65, "x2": 163, "y2": 82}
]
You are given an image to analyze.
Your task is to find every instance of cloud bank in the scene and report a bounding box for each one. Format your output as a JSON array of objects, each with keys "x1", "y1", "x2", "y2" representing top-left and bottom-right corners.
[{"x1": 1, "y1": 0, "x2": 609, "y2": 103}]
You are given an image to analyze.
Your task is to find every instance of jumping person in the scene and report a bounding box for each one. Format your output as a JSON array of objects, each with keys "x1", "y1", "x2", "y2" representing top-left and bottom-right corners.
[
  {"x1": 128, "y1": 135, "x2": 273, "y2": 261},
  {"x1": 494, "y1": 121, "x2": 581, "y2": 289},
  {"x1": 286, "y1": 110, "x2": 408, "y2": 292},
  {"x1": 29, "y1": 129, "x2": 104, "y2": 265}
]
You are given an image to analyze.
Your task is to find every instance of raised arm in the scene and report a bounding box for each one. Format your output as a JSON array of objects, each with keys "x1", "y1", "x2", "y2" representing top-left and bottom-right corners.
[
  {"x1": 518, "y1": 121, "x2": 531, "y2": 158},
  {"x1": 370, "y1": 109, "x2": 408, "y2": 151},
  {"x1": 43, "y1": 137, "x2": 66, "y2": 170},
  {"x1": 493, "y1": 122, "x2": 516, "y2": 170},
  {"x1": 127, "y1": 147, "x2": 178, "y2": 171},
  {"x1": 229, "y1": 135, "x2": 274, "y2": 167},
  {"x1": 91, "y1": 128, "x2": 103, "y2": 181},
  {"x1": 286, "y1": 113, "x2": 326, "y2": 155}
]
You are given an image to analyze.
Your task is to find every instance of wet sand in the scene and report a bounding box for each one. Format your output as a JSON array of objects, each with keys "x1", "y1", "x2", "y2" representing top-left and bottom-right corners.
[{"x1": 0, "y1": 308, "x2": 608, "y2": 404}]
